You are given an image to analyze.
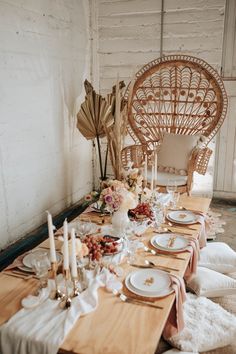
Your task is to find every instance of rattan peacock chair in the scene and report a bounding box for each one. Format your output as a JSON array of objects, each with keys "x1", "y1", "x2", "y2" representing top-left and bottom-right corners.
[{"x1": 121, "y1": 55, "x2": 228, "y2": 194}]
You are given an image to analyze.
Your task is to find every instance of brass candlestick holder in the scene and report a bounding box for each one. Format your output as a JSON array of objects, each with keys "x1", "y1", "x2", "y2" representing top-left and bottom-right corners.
[
  {"x1": 72, "y1": 277, "x2": 80, "y2": 297},
  {"x1": 50, "y1": 262, "x2": 64, "y2": 300},
  {"x1": 60, "y1": 269, "x2": 72, "y2": 309}
]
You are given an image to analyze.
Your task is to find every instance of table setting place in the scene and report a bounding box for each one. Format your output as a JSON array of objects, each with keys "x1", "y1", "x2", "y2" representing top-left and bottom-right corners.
[
  {"x1": 158, "y1": 208, "x2": 208, "y2": 249},
  {"x1": 0, "y1": 191, "x2": 208, "y2": 354}
]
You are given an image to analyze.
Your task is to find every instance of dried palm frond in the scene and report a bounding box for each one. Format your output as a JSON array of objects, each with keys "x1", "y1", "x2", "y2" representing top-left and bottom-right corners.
[
  {"x1": 77, "y1": 80, "x2": 114, "y2": 180},
  {"x1": 77, "y1": 85, "x2": 113, "y2": 140},
  {"x1": 102, "y1": 78, "x2": 135, "y2": 180}
]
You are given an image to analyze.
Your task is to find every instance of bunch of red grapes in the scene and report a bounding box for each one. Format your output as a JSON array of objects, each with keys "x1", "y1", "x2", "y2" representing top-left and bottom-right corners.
[
  {"x1": 129, "y1": 202, "x2": 153, "y2": 220},
  {"x1": 83, "y1": 235, "x2": 118, "y2": 261}
]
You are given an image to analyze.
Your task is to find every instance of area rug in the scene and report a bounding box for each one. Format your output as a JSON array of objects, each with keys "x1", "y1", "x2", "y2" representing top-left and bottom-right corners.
[{"x1": 206, "y1": 209, "x2": 226, "y2": 241}]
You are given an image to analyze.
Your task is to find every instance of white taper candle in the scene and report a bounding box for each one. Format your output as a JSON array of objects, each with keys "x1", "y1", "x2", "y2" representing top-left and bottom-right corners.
[
  {"x1": 46, "y1": 211, "x2": 57, "y2": 263},
  {"x1": 154, "y1": 152, "x2": 158, "y2": 187},
  {"x1": 150, "y1": 164, "x2": 154, "y2": 191},
  {"x1": 144, "y1": 154, "x2": 147, "y2": 183},
  {"x1": 63, "y1": 219, "x2": 69, "y2": 270},
  {"x1": 70, "y1": 228, "x2": 78, "y2": 279}
]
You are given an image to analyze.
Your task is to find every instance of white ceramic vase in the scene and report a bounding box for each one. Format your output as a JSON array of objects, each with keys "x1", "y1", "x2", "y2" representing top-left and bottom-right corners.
[{"x1": 112, "y1": 209, "x2": 130, "y2": 237}]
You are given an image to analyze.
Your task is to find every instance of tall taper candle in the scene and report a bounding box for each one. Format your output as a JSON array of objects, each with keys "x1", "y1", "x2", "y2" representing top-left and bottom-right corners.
[
  {"x1": 150, "y1": 165, "x2": 154, "y2": 191},
  {"x1": 154, "y1": 152, "x2": 157, "y2": 187},
  {"x1": 63, "y1": 219, "x2": 69, "y2": 270},
  {"x1": 46, "y1": 211, "x2": 56, "y2": 263},
  {"x1": 70, "y1": 228, "x2": 78, "y2": 279},
  {"x1": 144, "y1": 154, "x2": 147, "y2": 184}
]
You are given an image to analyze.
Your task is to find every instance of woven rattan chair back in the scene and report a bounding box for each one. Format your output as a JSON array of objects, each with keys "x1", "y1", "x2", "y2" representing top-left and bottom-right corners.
[
  {"x1": 122, "y1": 55, "x2": 228, "y2": 193},
  {"x1": 124, "y1": 55, "x2": 227, "y2": 148}
]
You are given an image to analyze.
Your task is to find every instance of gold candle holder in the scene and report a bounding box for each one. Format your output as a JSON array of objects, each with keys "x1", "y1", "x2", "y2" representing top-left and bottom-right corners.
[
  {"x1": 60, "y1": 269, "x2": 72, "y2": 309},
  {"x1": 50, "y1": 262, "x2": 64, "y2": 300},
  {"x1": 72, "y1": 277, "x2": 80, "y2": 297}
]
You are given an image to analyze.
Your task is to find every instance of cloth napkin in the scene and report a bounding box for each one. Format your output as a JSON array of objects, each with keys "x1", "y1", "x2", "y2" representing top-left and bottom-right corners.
[
  {"x1": 163, "y1": 274, "x2": 187, "y2": 339},
  {"x1": 184, "y1": 238, "x2": 200, "y2": 280},
  {"x1": 195, "y1": 214, "x2": 210, "y2": 249},
  {"x1": 0, "y1": 268, "x2": 121, "y2": 354}
]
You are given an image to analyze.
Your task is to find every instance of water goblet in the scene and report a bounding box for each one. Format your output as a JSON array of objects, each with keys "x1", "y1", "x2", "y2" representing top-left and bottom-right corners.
[
  {"x1": 76, "y1": 220, "x2": 92, "y2": 240},
  {"x1": 31, "y1": 251, "x2": 50, "y2": 293},
  {"x1": 173, "y1": 191, "x2": 180, "y2": 209},
  {"x1": 126, "y1": 239, "x2": 137, "y2": 264},
  {"x1": 166, "y1": 179, "x2": 177, "y2": 207}
]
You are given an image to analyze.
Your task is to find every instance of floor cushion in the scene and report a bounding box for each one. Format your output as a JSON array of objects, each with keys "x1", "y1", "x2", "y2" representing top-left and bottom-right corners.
[
  {"x1": 199, "y1": 242, "x2": 236, "y2": 273},
  {"x1": 167, "y1": 293, "x2": 236, "y2": 352},
  {"x1": 186, "y1": 267, "x2": 236, "y2": 297}
]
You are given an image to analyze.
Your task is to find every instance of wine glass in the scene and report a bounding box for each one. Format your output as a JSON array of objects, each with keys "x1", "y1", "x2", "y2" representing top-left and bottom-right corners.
[
  {"x1": 31, "y1": 251, "x2": 50, "y2": 292},
  {"x1": 126, "y1": 239, "x2": 138, "y2": 264},
  {"x1": 76, "y1": 220, "x2": 92, "y2": 240},
  {"x1": 173, "y1": 191, "x2": 180, "y2": 208},
  {"x1": 166, "y1": 179, "x2": 177, "y2": 208}
]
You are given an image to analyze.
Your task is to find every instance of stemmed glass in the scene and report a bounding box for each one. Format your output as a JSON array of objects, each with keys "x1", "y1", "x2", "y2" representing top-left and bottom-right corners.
[
  {"x1": 166, "y1": 179, "x2": 177, "y2": 208},
  {"x1": 31, "y1": 251, "x2": 50, "y2": 293},
  {"x1": 126, "y1": 239, "x2": 138, "y2": 264},
  {"x1": 76, "y1": 220, "x2": 92, "y2": 240}
]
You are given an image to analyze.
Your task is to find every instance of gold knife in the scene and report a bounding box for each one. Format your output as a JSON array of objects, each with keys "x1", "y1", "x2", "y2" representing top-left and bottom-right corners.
[{"x1": 130, "y1": 264, "x2": 178, "y2": 272}]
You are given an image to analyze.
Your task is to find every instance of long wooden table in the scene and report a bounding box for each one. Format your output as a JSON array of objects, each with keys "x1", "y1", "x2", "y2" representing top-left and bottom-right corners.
[{"x1": 0, "y1": 195, "x2": 211, "y2": 354}]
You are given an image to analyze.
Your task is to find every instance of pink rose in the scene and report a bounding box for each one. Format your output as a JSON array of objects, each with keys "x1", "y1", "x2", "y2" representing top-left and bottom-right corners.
[{"x1": 104, "y1": 194, "x2": 113, "y2": 204}]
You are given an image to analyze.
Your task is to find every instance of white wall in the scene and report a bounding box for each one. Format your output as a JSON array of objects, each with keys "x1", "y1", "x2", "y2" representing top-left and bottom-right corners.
[
  {"x1": 98, "y1": 0, "x2": 225, "y2": 94},
  {"x1": 0, "y1": 0, "x2": 93, "y2": 250},
  {"x1": 214, "y1": 80, "x2": 236, "y2": 199},
  {"x1": 214, "y1": 0, "x2": 236, "y2": 200}
]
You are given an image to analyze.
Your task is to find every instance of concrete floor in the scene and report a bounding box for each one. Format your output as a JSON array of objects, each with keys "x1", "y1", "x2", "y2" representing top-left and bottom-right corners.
[{"x1": 210, "y1": 199, "x2": 236, "y2": 251}]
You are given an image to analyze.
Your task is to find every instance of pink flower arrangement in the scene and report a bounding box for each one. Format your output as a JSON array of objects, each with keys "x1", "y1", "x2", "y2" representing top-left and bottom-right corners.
[
  {"x1": 100, "y1": 180, "x2": 138, "y2": 213},
  {"x1": 100, "y1": 186, "x2": 124, "y2": 212}
]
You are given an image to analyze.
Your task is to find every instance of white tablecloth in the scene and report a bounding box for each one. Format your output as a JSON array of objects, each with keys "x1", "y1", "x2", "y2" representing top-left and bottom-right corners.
[{"x1": 0, "y1": 268, "x2": 120, "y2": 354}]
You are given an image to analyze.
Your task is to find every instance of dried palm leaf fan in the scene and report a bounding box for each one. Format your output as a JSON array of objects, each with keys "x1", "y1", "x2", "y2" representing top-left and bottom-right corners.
[
  {"x1": 122, "y1": 55, "x2": 228, "y2": 193},
  {"x1": 102, "y1": 80, "x2": 133, "y2": 180},
  {"x1": 77, "y1": 80, "x2": 114, "y2": 180}
]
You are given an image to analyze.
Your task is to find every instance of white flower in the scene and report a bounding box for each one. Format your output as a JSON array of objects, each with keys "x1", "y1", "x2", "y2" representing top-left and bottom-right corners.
[
  {"x1": 141, "y1": 187, "x2": 152, "y2": 202},
  {"x1": 119, "y1": 190, "x2": 138, "y2": 210}
]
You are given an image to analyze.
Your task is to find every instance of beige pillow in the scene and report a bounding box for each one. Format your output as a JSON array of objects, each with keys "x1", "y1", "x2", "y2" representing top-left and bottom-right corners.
[
  {"x1": 186, "y1": 267, "x2": 236, "y2": 297},
  {"x1": 158, "y1": 133, "x2": 200, "y2": 175},
  {"x1": 199, "y1": 242, "x2": 236, "y2": 273}
]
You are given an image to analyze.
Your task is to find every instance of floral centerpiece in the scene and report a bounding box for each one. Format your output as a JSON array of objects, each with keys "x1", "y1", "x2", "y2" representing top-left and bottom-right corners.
[
  {"x1": 99, "y1": 179, "x2": 137, "y2": 213},
  {"x1": 123, "y1": 164, "x2": 143, "y2": 196},
  {"x1": 99, "y1": 179, "x2": 138, "y2": 235}
]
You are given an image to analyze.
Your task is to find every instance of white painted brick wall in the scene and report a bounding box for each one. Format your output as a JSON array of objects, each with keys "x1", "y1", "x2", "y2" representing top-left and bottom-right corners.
[
  {"x1": 0, "y1": 0, "x2": 93, "y2": 249},
  {"x1": 98, "y1": 0, "x2": 225, "y2": 94}
]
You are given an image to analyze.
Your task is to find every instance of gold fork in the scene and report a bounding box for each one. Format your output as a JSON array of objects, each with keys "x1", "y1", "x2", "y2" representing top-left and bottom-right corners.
[{"x1": 119, "y1": 294, "x2": 163, "y2": 310}]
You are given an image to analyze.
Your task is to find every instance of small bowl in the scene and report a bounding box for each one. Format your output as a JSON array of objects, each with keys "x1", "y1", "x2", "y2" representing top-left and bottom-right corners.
[{"x1": 102, "y1": 235, "x2": 123, "y2": 253}]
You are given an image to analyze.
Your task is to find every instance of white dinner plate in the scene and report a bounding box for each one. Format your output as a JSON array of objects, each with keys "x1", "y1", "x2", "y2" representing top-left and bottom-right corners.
[
  {"x1": 125, "y1": 269, "x2": 174, "y2": 298},
  {"x1": 22, "y1": 250, "x2": 62, "y2": 269},
  {"x1": 166, "y1": 210, "x2": 197, "y2": 224},
  {"x1": 129, "y1": 268, "x2": 170, "y2": 294},
  {"x1": 150, "y1": 234, "x2": 189, "y2": 253},
  {"x1": 17, "y1": 265, "x2": 35, "y2": 273}
]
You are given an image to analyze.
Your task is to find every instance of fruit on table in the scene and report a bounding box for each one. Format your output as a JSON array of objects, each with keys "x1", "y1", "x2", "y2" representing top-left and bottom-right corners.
[
  {"x1": 83, "y1": 235, "x2": 119, "y2": 261},
  {"x1": 129, "y1": 203, "x2": 153, "y2": 219}
]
